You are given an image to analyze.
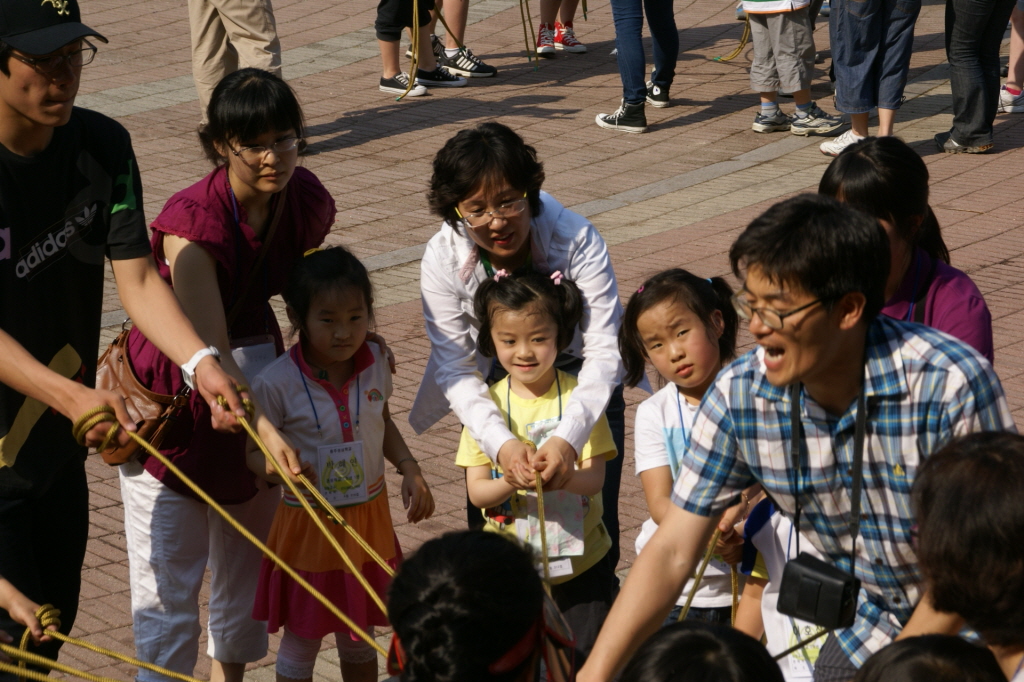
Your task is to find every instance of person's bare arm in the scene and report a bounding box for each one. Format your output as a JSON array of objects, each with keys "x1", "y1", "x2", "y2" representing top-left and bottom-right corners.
[
  {"x1": 639, "y1": 466, "x2": 676, "y2": 525},
  {"x1": 560, "y1": 454, "x2": 604, "y2": 496},
  {"x1": 579, "y1": 505, "x2": 719, "y2": 682},
  {"x1": 0, "y1": 577, "x2": 51, "y2": 648},
  {"x1": 895, "y1": 589, "x2": 964, "y2": 640},
  {"x1": 150, "y1": 236, "x2": 304, "y2": 477},
  {"x1": 465, "y1": 464, "x2": 516, "y2": 508},
  {"x1": 381, "y1": 402, "x2": 434, "y2": 523},
  {"x1": 733, "y1": 577, "x2": 767, "y2": 639}
]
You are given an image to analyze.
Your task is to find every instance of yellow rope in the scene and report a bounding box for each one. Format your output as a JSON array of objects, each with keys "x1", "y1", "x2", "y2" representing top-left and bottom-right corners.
[
  {"x1": 676, "y1": 528, "x2": 723, "y2": 622},
  {"x1": 518, "y1": 0, "x2": 538, "y2": 70},
  {"x1": 222, "y1": 400, "x2": 389, "y2": 613},
  {"x1": 71, "y1": 407, "x2": 386, "y2": 657},
  {"x1": 398, "y1": 0, "x2": 420, "y2": 100},
  {"x1": 582, "y1": 0, "x2": 588, "y2": 20},
  {"x1": 1, "y1": 647, "x2": 122, "y2": 682},
  {"x1": 534, "y1": 472, "x2": 551, "y2": 588},
  {"x1": 12, "y1": 605, "x2": 202, "y2": 682},
  {"x1": 712, "y1": 15, "x2": 750, "y2": 62},
  {"x1": 731, "y1": 565, "x2": 740, "y2": 625}
]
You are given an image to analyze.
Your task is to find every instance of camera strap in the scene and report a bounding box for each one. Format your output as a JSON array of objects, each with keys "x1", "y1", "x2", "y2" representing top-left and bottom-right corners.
[{"x1": 789, "y1": 382, "x2": 867, "y2": 576}]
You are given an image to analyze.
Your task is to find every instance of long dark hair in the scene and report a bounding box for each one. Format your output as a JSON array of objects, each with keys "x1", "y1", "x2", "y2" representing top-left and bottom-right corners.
[
  {"x1": 388, "y1": 531, "x2": 544, "y2": 682},
  {"x1": 198, "y1": 68, "x2": 306, "y2": 165},
  {"x1": 474, "y1": 271, "x2": 584, "y2": 358},
  {"x1": 619, "y1": 269, "x2": 738, "y2": 388},
  {"x1": 819, "y1": 136, "x2": 949, "y2": 264}
]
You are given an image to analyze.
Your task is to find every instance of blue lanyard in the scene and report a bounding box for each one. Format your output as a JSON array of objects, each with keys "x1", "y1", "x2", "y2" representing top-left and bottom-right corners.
[
  {"x1": 506, "y1": 372, "x2": 562, "y2": 433},
  {"x1": 298, "y1": 360, "x2": 360, "y2": 439},
  {"x1": 674, "y1": 389, "x2": 692, "y2": 448}
]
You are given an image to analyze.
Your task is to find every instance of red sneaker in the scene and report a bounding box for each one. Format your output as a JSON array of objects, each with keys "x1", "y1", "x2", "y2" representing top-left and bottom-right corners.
[
  {"x1": 554, "y1": 21, "x2": 587, "y2": 53},
  {"x1": 536, "y1": 23, "x2": 555, "y2": 55}
]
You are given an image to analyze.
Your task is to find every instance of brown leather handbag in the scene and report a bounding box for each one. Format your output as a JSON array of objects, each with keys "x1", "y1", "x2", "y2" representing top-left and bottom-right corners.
[{"x1": 93, "y1": 327, "x2": 190, "y2": 465}]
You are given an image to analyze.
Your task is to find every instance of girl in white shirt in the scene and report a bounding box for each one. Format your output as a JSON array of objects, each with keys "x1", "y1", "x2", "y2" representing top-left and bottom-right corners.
[
  {"x1": 411, "y1": 122, "x2": 626, "y2": 565},
  {"x1": 618, "y1": 268, "x2": 741, "y2": 625}
]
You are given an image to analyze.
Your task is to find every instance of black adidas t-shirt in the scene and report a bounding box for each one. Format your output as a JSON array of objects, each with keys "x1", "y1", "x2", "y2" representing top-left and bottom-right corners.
[{"x1": 0, "y1": 108, "x2": 150, "y2": 498}]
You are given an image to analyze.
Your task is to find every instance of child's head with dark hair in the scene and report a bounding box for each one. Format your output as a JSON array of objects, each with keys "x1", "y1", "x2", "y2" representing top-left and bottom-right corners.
[
  {"x1": 819, "y1": 136, "x2": 949, "y2": 265},
  {"x1": 619, "y1": 269, "x2": 738, "y2": 392},
  {"x1": 387, "y1": 530, "x2": 546, "y2": 682},
  {"x1": 283, "y1": 247, "x2": 374, "y2": 357},
  {"x1": 912, "y1": 432, "x2": 1024, "y2": 650},
  {"x1": 474, "y1": 270, "x2": 583, "y2": 358},
  {"x1": 198, "y1": 67, "x2": 306, "y2": 165},
  {"x1": 852, "y1": 636, "x2": 1005, "y2": 682},
  {"x1": 620, "y1": 622, "x2": 785, "y2": 682},
  {"x1": 428, "y1": 122, "x2": 546, "y2": 234},
  {"x1": 729, "y1": 193, "x2": 890, "y2": 324}
]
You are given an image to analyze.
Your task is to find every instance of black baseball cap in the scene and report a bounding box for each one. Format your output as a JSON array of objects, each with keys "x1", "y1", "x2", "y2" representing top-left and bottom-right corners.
[{"x1": 0, "y1": 0, "x2": 108, "y2": 55}]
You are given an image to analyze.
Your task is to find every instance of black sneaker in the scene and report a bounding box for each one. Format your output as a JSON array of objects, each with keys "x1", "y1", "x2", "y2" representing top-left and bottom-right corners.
[
  {"x1": 416, "y1": 67, "x2": 468, "y2": 88},
  {"x1": 646, "y1": 81, "x2": 670, "y2": 108},
  {"x1": 439, "y1": 47, "x2": 497, "y2": 77},
  {"x1": 595, "y1": 100, "x2": 647, "y2": 133},
  {"x1": 379, "y1": 73, "x2": 428, "y2": 96},
  {"x1": 406, "y1": 33, "x2": 443, "y2": 60}
]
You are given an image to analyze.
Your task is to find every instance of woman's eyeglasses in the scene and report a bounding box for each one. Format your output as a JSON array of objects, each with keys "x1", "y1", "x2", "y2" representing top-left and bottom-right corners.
[
  {"x1": 455, "y1": 194, "x2": 529, "y2": 228},
  {"x1": 229, "y1": 137, "x2": 303, "y2": 164}
]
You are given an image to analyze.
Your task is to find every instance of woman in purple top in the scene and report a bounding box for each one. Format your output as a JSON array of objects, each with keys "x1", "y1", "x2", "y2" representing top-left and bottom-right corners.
[
  {"x1": 119, "y1": 69, "x2": 336, "y2": 682},
  {"x1": 819, "y1": 136, "x2": 994, "y2": 363}
]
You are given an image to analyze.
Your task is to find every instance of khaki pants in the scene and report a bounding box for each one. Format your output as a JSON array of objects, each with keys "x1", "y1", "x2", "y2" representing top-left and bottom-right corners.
[{"x1": 188, "y1": 0, "x2": 283, "y2": 116}]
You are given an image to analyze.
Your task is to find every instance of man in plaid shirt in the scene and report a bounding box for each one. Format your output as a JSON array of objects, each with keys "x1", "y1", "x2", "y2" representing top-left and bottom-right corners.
[{"x1": 579, "y1": 194, "x2": 1015, "y2": 682}]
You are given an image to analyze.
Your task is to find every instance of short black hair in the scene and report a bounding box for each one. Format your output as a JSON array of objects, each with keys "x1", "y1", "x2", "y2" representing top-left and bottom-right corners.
[
  {"x1": 729, "y1": 194, "x2": 890, "y2": 322},
  {"x1": 198, "y1": 68, "x2": 306, "y2": 165},
  {"x1": 428, "y1": 122, "x2": 545, "y2": 233},
  {"x1": 0, "y1": 40, "x2": 13, "y2": 76},
  {"x1": 388, "y1": 531, "x2": 544, "y2": 682},
  {"x1": 621, "y1": 622, "x2": 785, "y2": 682},
  {"x1": 819, "y1": 136, "x2": 949, "y2": 264},
  {"x1": 283, "y1": 246, "x2": 374, "y2": 337},
  {"x1": 913, "y1": 431, "x2": 1024, "y2": 648},
  {"x1": 473, "y1": 271, "x2": 583, "y2": 358},
  {"x1": 619, "y1": 269, "x2": 738, "y2": 388},
  {"x1": 852, "y1": 636, "x2": 1005, "y2": 682}
]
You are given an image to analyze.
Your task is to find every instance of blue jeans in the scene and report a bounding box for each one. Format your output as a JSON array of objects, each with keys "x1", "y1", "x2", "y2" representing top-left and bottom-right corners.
[
  {"x1": 609, "y1": 0, "x2": 679, "y2": 104},
  {"x1": 945, "y1": 0, "x2": 1016, "y2": 146},
  {"x1": 830, "y1": 0, "x2": 921, "y2": 112},
  {"x1": 664, "y1": 604, "x2": 733, "y2": 627}
]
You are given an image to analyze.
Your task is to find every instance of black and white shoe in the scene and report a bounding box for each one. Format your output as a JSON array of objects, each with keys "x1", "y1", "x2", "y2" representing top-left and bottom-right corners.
[
  {"x1": 595, "y1": 100, "x2": 647, "y2": 133},
  {"x1": 415, "y1": 67, "x2": 468, "y2": 87},
  {"x1": 439, "y1": 47, "x2": 497, "y2": 77},
  {"x1": 379, "y1": 73, "x2": 428, "y2": 96},
  {"x1": 406, "y1": 33, "x2": 444, "y2": 60},
  {"x1": 646, "y1": 81, "x2": 670, "y2": 108}
]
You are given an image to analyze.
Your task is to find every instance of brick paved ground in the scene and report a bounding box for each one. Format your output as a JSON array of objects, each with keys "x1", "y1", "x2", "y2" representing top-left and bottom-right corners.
[{"x1": 41, "y1": 0, "x2": 1024, "y2": 677}]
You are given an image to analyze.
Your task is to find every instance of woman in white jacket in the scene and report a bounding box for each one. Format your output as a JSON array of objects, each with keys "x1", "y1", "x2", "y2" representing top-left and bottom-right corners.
[{"x1": 410, "y1": 122, "x2": 627, "y2": 567}]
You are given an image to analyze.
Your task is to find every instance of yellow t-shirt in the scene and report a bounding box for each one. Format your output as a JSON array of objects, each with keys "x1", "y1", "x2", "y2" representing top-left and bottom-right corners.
[{"x1": 455, "y1": 370, "x2": 618, "y2": 584}]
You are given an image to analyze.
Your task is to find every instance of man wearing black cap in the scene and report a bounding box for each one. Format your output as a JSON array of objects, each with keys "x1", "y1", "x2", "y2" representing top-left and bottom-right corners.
[{"x1": 0, "y1": 0, "x2": 257, "y2": 674}]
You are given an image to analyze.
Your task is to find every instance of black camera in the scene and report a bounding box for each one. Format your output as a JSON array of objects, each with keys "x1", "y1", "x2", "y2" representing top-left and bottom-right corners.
[{"x1": 778, "y1": 552, "x2": 860, "y2": 630}]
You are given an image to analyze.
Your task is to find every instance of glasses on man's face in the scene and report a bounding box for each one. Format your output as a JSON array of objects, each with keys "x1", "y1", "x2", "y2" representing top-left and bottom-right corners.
[
  {"x1": 230, "y1": 137, "x2": 302, "y2": 164},
  {"x1": 732, "y1": 293, "x2": 829, "y2": 331},
  {"x1": 13, "y1": 41, "x2": 97, "y2": 74},
  {"x1": 456, "y1": 194, "x2": 529, "y2": 228}
]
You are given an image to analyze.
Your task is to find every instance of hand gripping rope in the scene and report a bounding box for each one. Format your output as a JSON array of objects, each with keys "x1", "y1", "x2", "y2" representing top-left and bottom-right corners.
[
  {"x1": 0, "y1": 604, "x2": 207, "y2": 682},
  {"x1": 71, "y1": 401, "x2": 387, "y2": 658}
]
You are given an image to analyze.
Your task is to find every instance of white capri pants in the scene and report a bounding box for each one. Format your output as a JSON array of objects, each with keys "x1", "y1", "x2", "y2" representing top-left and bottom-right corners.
[{"x1": 119, "y1": 461, "x2": 280, "y2": 682}]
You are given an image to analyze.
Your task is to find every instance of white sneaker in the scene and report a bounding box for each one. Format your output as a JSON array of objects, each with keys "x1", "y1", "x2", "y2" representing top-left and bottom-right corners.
[
  {"x1": 819, "y1": 129, "x2": 865, "y2": 157},
  {"x1": 999, "y1": 85, "x2": 1024, "y2": 113}
]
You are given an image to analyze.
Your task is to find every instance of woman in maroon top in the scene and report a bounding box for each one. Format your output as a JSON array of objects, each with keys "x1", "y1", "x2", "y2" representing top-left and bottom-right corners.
[
  {"x1": 819, "y1": 136, "x2": 994, "y2": 364},
  {"x1": 119, "y1": 69, "x2": 336, "y2": 682}
]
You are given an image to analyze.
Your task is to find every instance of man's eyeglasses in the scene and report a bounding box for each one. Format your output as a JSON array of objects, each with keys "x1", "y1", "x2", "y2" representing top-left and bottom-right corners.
[
  {"x1": 455, "y1": 194, "x2": 529, "y2": 228},
  {"x1": 732, "y1": 293, "x2": 829, "y2": 331},
  {"x1": 229, "y1": 137, "x2": 303, "y2": 164},
  {"x1": 13, "y1": 41, "x2": 97, "y2": 74}
]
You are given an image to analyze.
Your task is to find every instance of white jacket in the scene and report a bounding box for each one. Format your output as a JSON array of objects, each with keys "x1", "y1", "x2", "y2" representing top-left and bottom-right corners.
[{"x1": 409, "y1": 191, "x2": 624, "y2": 461}]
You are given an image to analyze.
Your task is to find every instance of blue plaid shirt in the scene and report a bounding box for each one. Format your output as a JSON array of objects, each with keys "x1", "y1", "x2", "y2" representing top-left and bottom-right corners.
[{"x1": 672, "y1": 316, "x2": 1015, "y2": 666}]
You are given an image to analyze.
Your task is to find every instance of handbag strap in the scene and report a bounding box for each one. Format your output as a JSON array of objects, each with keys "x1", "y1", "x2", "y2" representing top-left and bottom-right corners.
[
  {"x1": 226, "y1": 185, "x2": 288, "y2": 330},
  {"x1": 789, "y1": 381, "x2": 867, "y2": 576}
]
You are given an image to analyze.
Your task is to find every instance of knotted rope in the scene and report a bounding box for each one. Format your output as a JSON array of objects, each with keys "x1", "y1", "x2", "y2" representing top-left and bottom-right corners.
[{"x1": 72, "y1": 404, "x2": 386, "y2": 657}]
